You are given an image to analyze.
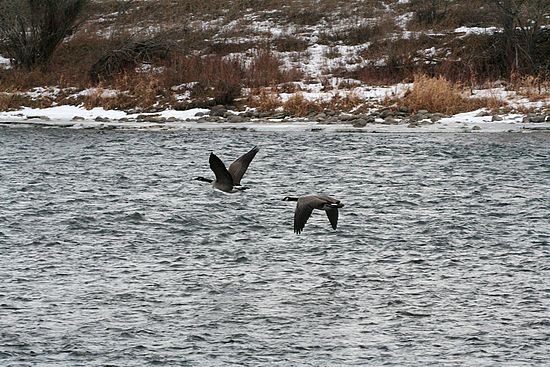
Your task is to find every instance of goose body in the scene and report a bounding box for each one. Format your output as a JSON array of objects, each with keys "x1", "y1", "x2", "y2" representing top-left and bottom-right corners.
[
  {"x1": 195, "y1": 146, "x2": 259, "y2": 193},
  {"x1": 282, "y1": 195, "x2": 344, "y2": 234}
]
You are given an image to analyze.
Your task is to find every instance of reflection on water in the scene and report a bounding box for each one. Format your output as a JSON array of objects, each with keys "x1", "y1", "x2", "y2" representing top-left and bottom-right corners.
[{"x1": 1, "y1": 127, "x2": 549, "y2": 365}]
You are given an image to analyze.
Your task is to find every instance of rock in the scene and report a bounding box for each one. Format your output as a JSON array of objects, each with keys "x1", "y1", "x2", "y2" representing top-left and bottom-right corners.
[
  {"x1": 71, "y1": 116, "x2": 85, "y2": 121},
  {"x1": 227, "y1": 115, "x2": 245, "y2": 123},
  {"x1": 26, "y1": 115, "x2": 51, "y2": 121},
  {"x1": 529, "y1": 114, "x2": 545, "y2": 123},
  {"x1": 118, "y1": 117, "x2": 130, "y2": 122},
  {"x1": 206, "y1": 116, "x2": 222, "y2": 122},
  {"x1": 136, "y1": 114, "x2": 153, "y2": 121},
  {"x1": 418, "y1": 109, "x2": 429, "y2": 115},
  {"x1": 271, "y1": 112, "x2": 286, "y2": 119},
  {"x1": 476, "y1": 110, "x2": 490, "y2": 117},
  {"x1": 384, "y1": 116, "x2": 397, "y2": 125},
  {"x1": 327, "y1": 116, "x2": 341, "y2": 124},
  {"x1": 407, "y1": 122, "x2": 418, "y2": 128},
  {"x1": 339, "y1": 114, "x2": 355, "y2": 122},
  {"x1": 209, "y1": 105, "x2": 227, "y2": 117},
  {"x1": 352, "y1": 118, "x2": 368, "y2": 128},
  {"x1": 379, "y1": 109, "x2": 393, "y2": 118},
  {"x1": 194, "y1": 111, "x2": 205, "y2": 117},
  {"x1": 410, "y1": 114, "x2": 423, "y2": 122},
  {"x1": 398, "y1": 106, "x2": 410, "y2": 113},
  {"x1": 315, "y1": 112, "x2": 327, "y2": 121},
  {"x1": 472, "y1": 125, "x2": 482, "y2": 130},
  {"x1": 148, "y1": 116, "x2": 167, "y2": 123},
  {"x1": 166, "y1": 116, "x2": 178, "y2": 122},
  {"x1": 430, "y1": 113, "x2": 444, "y2": 122},
  {"x1": 491, "y1": 115, "x2": 503, "y2": 121},
  {"x1": 125, "y1": 108, "x2": 142, "y2": 114},
  {"x1": 94, "y1": 116, "x2": 110, "y2": 122},
  {"x1": 144, "y1": 106, "x2": 163, "y2": 113}
]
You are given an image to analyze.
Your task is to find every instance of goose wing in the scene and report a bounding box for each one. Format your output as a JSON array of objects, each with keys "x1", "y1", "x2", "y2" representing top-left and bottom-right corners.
[
  {"x1": 325, "y1": 208, "x2": 339, "y2": 230},
  {"x1": 228, "y1": 146, "x2": 259, "y2": 185},
  {"x1": 294, "y1": 198, "x2": 315, "y2": 234},
  {"x1": 209, "y1": 152, "x2": 234, "y2": 187}
]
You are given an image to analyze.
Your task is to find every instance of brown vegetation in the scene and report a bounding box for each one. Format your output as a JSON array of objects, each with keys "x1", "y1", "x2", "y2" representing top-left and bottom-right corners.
[
  {"x1": 0, "y1": 0, "x2": 548, "y2": 113},
  {"x1": 399, "y1": 74, "x2": 504, "y2": 114}
]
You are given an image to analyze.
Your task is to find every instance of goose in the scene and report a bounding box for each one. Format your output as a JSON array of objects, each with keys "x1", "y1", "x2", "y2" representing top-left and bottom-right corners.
[
  {"x1": 282, "y1": 195, "x2": 344, "y2": 234},
  {"x1": 195, "y1": 146, "x2": 259, "y2": 193}
]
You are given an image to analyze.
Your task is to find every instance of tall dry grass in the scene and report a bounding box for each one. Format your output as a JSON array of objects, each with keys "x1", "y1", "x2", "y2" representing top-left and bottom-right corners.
[
  {"x1": 400, "y1": 74, "x2": 504, "y2": 114},
  {"x1": 283, "y1": 93, "x2": 322, "y2": 117}
]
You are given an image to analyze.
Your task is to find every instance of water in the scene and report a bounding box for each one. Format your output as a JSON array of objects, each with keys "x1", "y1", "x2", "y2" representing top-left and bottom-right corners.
[{"x1": 1, "y1": 127, "x2": 549, "y2": 366}]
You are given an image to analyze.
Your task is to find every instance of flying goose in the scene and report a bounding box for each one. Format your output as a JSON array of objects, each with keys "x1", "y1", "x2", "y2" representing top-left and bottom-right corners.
[
  {"x1": 195, "y1": 146, "x2": 259, "y2": 193},
  {"x1": 282, "y1": 195, "x2": 344, "y2": 234}
]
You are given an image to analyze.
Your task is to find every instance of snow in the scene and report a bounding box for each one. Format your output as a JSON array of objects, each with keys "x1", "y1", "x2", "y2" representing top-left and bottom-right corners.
[
  {"x1": 1, "y1": 104, "x2": 548, "y2": 133},
  {"x1": 0, "y1": 55, "x2": 11, "y2": 69},
  {"x1": 0, "y1": 105, "x2": 209, "y2": 122},
  {"x1": 454, "y1": 26, "x2": 499, "y2": 36}
]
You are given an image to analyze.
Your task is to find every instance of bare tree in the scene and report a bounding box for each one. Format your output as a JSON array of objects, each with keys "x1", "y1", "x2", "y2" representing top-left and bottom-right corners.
[
  {"x1": 0, "y1": 0, "x2": 88, "y2": 69},
  {"x1": 493, "y1": 0, "x2": 550, "y2": 74}
]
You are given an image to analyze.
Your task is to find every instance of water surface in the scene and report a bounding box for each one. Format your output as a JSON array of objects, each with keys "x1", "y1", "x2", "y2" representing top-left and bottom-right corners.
[{"x1": 1, "y1": 127, "x2": 549, "y2": 366}]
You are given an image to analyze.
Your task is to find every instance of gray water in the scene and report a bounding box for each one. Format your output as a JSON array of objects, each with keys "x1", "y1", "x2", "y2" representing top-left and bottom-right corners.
[{"x1": 1, "y1": 127, "x2": 549, "y2": 366}]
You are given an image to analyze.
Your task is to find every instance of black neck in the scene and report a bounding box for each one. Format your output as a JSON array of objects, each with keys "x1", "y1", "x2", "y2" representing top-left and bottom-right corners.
[{"x1": 195, "y1": 176, "x2": 213, "y2": 183}]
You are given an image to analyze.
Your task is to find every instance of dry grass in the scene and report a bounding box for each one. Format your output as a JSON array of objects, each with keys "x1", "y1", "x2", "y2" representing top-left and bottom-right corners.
[
  {"x1": 399, "y1": 74, "x2": 504, "y2": 114},
  {"x1": 511, "y1": 74, "x2": 550, "y2": 102},
  {"x1": 324, "y1": 92, "x2": 365, "y2": 112},
  {"x1": 283, "y1": 93, "x2": 322, "y2": 117},
  {"x1": 248, "y1": 89, "x2": 283, "y2": 112}
]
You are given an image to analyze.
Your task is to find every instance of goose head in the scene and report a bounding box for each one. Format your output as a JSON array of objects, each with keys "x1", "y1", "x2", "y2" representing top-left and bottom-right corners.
[{"x1": 282, "y1": 196, "x2": 299, "y2": 201}]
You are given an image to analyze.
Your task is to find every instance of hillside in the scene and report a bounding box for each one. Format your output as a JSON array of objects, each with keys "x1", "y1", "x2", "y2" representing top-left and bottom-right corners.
[{"x1": 0, "y1": 0, "x2": 549, "y2": 127}]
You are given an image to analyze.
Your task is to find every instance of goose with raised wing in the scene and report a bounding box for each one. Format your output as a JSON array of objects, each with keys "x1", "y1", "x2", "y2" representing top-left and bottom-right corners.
[
  {"x1": 195, "y1": 146, "x2": 259, "y2": 193},
  {"x1": 282, "y1": 195, "x2": 344, "y2": 234}
]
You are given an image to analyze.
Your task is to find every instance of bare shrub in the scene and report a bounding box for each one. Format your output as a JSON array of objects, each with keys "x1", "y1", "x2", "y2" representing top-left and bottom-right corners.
[
  {"x1": 318, "y1": 17, "x2": 397, "y2": 46},
  {"x1": 246, "y1": 51, "x2": 283, "y2": 87},
  {"x1": 0, "y1": 0, "x2": 88, "y2": 69},
  {"x1": 273, "y1": 36, "x2": 309, "y2": 52},
  {"x1": 89, "y1": 37, "x2": 173, "y2": 82},
  {"x1": 245, "y1": 50, "x2": 303, "y2": 87},
  {"x1": 166, "y1": 55, "x2": 245, "y2": 106}
]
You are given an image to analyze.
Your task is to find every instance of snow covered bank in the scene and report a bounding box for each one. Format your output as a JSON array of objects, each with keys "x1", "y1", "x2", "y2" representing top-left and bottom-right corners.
[{"x1": 1, "y1": 105, "x2": 549, "y2": 133}]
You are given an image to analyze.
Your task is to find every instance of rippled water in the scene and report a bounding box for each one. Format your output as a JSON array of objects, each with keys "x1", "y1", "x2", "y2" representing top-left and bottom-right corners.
[{"x1": 1, "y1": 127, "x2": 549, "y2": 366}]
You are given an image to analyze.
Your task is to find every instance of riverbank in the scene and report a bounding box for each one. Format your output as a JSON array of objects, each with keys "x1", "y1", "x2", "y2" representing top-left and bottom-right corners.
[{"x1": 1, "y1": 104, "x2": 550, "y2": 133}]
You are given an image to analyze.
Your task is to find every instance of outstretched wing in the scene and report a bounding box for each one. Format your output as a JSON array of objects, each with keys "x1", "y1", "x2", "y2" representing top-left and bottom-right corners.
[
  {"x1": 325, "y1": 208, "x2": 339, "y2": 230},
  {"x1": 209, "y1": 153, "x2": 234, "y2": 187},
  {"x1": 294, "y1": 201, "x2": 314, "y2": 234},
  {"x1": 228, "y1": 146, "x2": 259, "y2": 185}
]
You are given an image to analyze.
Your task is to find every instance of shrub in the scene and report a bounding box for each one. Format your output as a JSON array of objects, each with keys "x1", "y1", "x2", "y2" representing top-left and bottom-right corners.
[
  {"x1": 89, "y1": 37, "x2": 173, "y2": 82},
  {"x1": 0, "y1": 0, "x2": 88, "y2": 69}
]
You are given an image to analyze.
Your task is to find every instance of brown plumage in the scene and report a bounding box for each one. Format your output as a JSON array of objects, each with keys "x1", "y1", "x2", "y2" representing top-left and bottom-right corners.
[
  {"x1": 282, "y1": 195, "x2": 344, "y2": 234},
  {"x1": 195, "y1": 146, "x2": 259, "y2": 193}
]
